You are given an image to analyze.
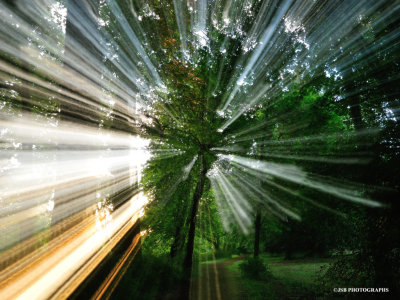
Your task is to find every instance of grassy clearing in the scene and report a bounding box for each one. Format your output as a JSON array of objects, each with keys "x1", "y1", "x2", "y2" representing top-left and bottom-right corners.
[{"x1": 228, "y1": 253, "x2": 333, "y2": 299}]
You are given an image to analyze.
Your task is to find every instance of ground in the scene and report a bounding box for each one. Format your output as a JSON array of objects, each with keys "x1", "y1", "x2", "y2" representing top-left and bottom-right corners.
[
  {"x1": 190, "y1": 256, "x2": 246, "y2": 300},
  {"x1": 191, "y1": 254, "x2": 333, "y2": 300}
]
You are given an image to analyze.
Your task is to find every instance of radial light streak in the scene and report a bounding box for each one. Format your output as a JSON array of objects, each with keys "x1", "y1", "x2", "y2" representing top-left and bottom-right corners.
[
  {"x1": 1, "y1": 88, "x2": 149, "y2": 300},
  {"x1": 1, "y1": 113, "x2": 149, "y2": 246},
  {"x1": 222, "y1": 154, "x2": 381, "y2": 207},
  {"x1": 216, "y1": 0, "x2": 400, "y2": 130},
  {"x1": 208, "y1": 165, "x2": 253, "y2": 234},
  {"x1": 219, "y1": 0, "x2": 294, "y2": 113},
  {"x1": 0, "y1": 193, "x2": 147, "y2": 300}
]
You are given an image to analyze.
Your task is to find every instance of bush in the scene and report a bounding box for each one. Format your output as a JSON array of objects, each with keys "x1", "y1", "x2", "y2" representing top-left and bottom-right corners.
[
  {"x1": 316, "y1": 254, "x2": 374, "y2": 298},
  {"x1": 237, "y1": 245, "x2": 249, "y2": 255},
  {"x1": 239, "y1": 257, "x2": 271, "y2": 280},
  {"x1": 111, "y1": 253, "x2": 182, "y2": 300},
  {"x1": 318, "y1": 251, "x2": 400, "y2": 297},
  {"x1": 213, "y1": 248, "x2": 235, "y2": 259},
  {"x1": 319, "y1": 254, "x2": 374, "y2": 287}
]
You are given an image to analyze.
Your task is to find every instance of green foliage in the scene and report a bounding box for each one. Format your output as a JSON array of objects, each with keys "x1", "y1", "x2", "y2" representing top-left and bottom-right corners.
[
  {"x1": 319, "y1": 255, "x2": 374, "y2": 289},
  {"x1": 111, "y1": 252, "x2": 183, "y2": 300},
  {"x1": 230, "y1": 254, "x2": 329, "y2": 299},
  {"x1": 319, "y1": 250, "x2": 400, "y2": 297},
  {"x1": 239, "y1": 257, "x2": 271, "y2": 280}
]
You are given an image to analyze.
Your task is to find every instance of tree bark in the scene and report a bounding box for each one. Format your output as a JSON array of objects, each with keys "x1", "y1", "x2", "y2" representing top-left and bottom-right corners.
[
  {"x1": 170, "y1": 220, "x2": 184, "y2": 258},
  {"x1": 181, "y1": 153, "x2": 207, "y2": 299},
  {"x1": 253, "y1": 143, "x2": 264, "y2": 258},
  {"x1": 171, "y1": 185, "x2": 191, "y2": 258},
  {"x1": 345, "y1": 77, "x2": 397, "y2": 291},
  {"x1": 253, "y1": 206, "x2": 261, "y2": 258},
  {"x1": 344, "y1": 80, "x2": 364, "y2": 131}
]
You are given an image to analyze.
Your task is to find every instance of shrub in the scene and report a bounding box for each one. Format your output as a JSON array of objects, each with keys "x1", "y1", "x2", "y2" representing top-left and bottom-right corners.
[
  {"x1": 316, "y1": 254, "x2": 375, "y2": 298},
  {"x1": 319, "y1": 254, "x2": 374, "y2": 287},
  {"x1": 318, "y1": 250, "x2": 400, "y2": 297},
  {"x1": 239, "y1": 257, "x2": 271, "y2": 280},
  {"x1": 214, "y1": 248, "x2": 234, "y2": 259},
  {"x1": 237, "y1": 245, "x2": 249, "y2": 255}
]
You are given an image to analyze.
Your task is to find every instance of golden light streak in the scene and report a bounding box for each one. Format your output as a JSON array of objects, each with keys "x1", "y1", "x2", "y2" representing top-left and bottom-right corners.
[
  {"x1": 0, "y1": 193, "x2": 148, "y2": 300},
  {"x1": 1, "y1": 109, "x2": 150, "y2": 299}
]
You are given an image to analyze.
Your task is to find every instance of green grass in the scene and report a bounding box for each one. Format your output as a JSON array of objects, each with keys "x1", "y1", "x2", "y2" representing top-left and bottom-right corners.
[
  {"x1": 228, "y1": 253, "x2": 333, "y2": 299},
  {"x1": 262, "y1": 254, "x2": 331, "y2": 287},
  {"x1": 271, "y1": 262, "x2": 328, "y2": 285},
  {"x1": 227, "y1": 260, "x2": 241, "y2": 272}
]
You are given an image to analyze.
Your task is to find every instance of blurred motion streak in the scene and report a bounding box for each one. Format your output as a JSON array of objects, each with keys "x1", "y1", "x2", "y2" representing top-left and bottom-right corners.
[{"x1": 0, "y1": 193, "x2": 148, "y2": 300}]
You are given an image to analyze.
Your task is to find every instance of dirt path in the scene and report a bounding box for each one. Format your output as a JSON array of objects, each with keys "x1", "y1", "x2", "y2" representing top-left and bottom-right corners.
[{"x1": 190, "y1": 256, "x2": 245, "y2": 300}]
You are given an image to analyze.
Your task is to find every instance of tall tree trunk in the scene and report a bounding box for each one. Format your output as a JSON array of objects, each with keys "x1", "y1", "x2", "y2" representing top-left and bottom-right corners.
[
  {"x1": 170, "y1": 220, "x2": 184, "y2": 259},
  {"x1": 171, "y1": 185, "x2": 191, "y2": 258},
  {"x1": 181, "y1": 153, "x2": 207, "y2": 299},
  {"x1": 345, "y1": 77, "x2": 396, "y2": 291},
  {"x1": 253, "y1": 143, "x2": 264, "y2": 258},
  {"x1": 344, "y1": 80, "x2": 364, "y2": 131},
  {"x1": 253, "y1": 206, "x2": 261, "y2": 258}
]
